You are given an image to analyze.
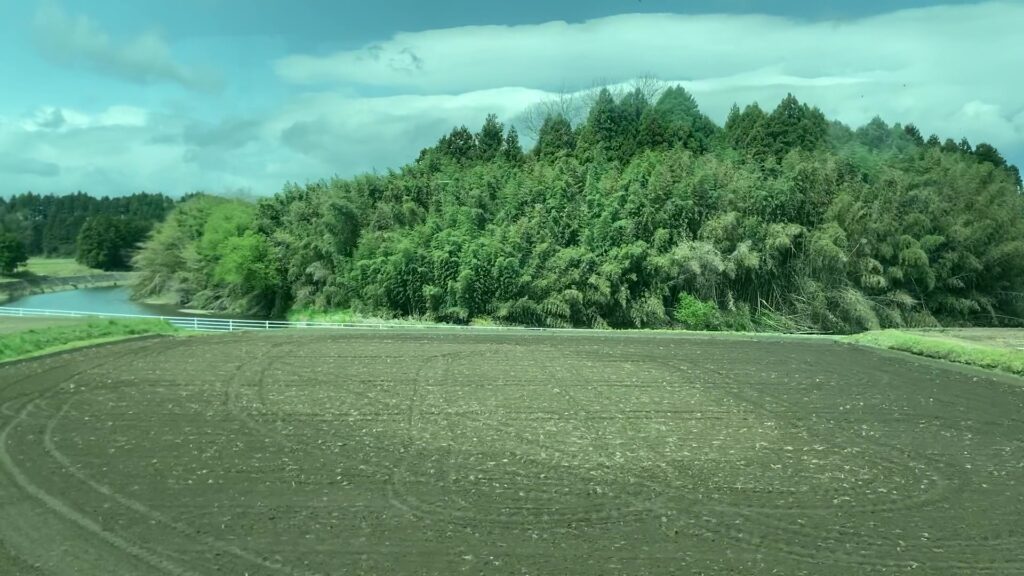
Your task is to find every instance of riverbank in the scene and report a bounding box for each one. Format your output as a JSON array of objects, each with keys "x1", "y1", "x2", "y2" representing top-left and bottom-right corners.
[
  {"x1": 5, "y1": 258, "x2": 103, "y2": 277},
  {"x1": 0, "y1": 271, "x2": 138, "y2": 305}
]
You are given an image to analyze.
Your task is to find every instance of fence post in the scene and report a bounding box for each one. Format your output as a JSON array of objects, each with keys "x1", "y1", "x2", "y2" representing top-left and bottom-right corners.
[
  {"x1": 265, "y1": 320, "x2": 269, "y2": 330},
  {"x1": 193, "y1": 317, "x2": 198, "y2": 330}
]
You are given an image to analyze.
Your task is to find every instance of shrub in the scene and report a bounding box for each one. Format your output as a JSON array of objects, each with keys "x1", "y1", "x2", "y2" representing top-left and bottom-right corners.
[
  {"x1": 720, "y1": 302, "x2": 754, "y2": 332},
  {"x1": 673, "y1": 293, "x2": 721, "y2": 331}
]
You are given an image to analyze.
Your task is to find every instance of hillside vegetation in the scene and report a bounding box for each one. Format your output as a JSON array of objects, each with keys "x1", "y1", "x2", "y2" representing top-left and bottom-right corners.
[
  {"x1": 0, "y1": 192, "x2": 176, "y2": 271},
  {"x1": 134, "y1": 87, "x2": 1024, "y2": 333}
]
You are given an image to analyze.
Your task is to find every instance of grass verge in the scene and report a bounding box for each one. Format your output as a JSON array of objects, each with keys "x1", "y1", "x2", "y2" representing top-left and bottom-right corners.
[
  {"x1": 22, "y1": 257, "x2": 103, "y2": 277},
  {"x1": 847, "y1": 329, "x2": 1024, "y2": 376},
  {"x1": 287, "y1": 308, "x2": 439, "y2": 326},
  {"x1": 0, "y1": 318, "x2": 177, "y2": 364},
  {"x1": 0, "y1": 258, "x2": 103, "y2": 282}
]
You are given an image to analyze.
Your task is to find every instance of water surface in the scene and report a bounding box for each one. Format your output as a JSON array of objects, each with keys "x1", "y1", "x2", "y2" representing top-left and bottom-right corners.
[{"x1": 5, "y1": 286, "x2": 208, "y2": 318}]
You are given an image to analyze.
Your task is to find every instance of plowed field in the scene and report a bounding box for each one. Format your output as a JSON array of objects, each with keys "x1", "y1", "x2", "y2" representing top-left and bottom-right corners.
[{"x1": 1, "y1": 331, "x2": 1022, "y2": 574}]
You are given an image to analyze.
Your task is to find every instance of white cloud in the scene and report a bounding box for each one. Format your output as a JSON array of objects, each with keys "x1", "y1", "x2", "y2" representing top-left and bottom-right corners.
[
  {"x1": 274, "y1": 2, "x2": 1024, "y2": 158},
  {"x1": 4, "y1": 2, "x2": 1023, "y2": 197},
  {"x1": 21, "y1": 105, "x2": 149, "y2": 132},
  {"x1": 0, "y1": 89, "x2": 551, "y2": 196},
  {"x1": 268, "y1": 88, "x2": 549, "y2": 172},
  {"x1": 0, "y1": 156, "x2": 60, "y2": 177},
  {"x1": 33, "y1": 2, "x2": 220, "y2": 91},
  {"x1": 274, "y1": 3, "x2": 1020, "y2": 93},
  {"x1": 0, "y1": 106, "x2": 295, "y2": 196}
]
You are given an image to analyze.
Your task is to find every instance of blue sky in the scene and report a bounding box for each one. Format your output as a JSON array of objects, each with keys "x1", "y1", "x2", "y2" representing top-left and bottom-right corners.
[{"x1": 0, "y1": 0, "x2": 1020, "y2": 196}]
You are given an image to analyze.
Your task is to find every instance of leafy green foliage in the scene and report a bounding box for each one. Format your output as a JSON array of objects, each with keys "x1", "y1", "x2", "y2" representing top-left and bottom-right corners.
[
  {"x1": 641, "y1": 86, "x2": 718, "y2": 154},
  {"x1": 75, "y1": 215, "x2": 148, "y2": 271},
  {"x1": 766, "y1": 94, "x2": 829, "y2": 158},
  {"x1": 134, "y1": 87, "x2": 1024, "y2": 333},
  {"x1": 673, "y1": 293, "x2": 721, "y2": 330},
  {"x1": 132, "y1": 195, "x2": 279, "y2": 315},
  {"x1": 475, "y1": 114, "x2": 505, "y2": 162},
  {"x1": 534, "y1": 115, "x2": 576, "y2": 159},
  {"x1": 502, "y1": 126, "x2": 524, "y2": 163},
  {"x1": 0, "y1": 192, "x2": 174, "y2": 257},
  {"x1": 0, "y1": 233, "x2": 28, "y2": 274}
]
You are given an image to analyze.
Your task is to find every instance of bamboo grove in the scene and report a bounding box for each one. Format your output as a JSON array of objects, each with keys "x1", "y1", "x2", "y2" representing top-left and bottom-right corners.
[{"x1": 133, "y1": 87, "x2": 1024, "y2": 333}]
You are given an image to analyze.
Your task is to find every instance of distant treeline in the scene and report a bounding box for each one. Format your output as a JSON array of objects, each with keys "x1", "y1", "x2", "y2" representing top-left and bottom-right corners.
[
  {"x1": 0, "y1": 192, "x2": 176, "y2": 270},
  {"x1": 133, "y1": 86, "x2": 1024, "y2": 333}
]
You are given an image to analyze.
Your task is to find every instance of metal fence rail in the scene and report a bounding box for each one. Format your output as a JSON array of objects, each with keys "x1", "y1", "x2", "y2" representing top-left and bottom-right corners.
[
  {"x1": 0, "y1": 306, "x2": 527, "y2": 333},
  {"x1": 0, "y1": 306, "x2": 292, "y2": 332}
]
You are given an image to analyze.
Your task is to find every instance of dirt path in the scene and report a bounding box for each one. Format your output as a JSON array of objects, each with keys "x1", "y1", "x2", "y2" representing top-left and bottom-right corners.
[{"x1": 1, "y1": 331, "x2": 1022, "y2": 574}]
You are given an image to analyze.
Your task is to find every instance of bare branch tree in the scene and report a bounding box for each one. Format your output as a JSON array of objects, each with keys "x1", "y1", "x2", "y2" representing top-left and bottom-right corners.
[
  {"x1": 518, "y1": 87, "x2": 587, "y2": 139},
  {"x1": 515, "y1": 76, "x2": 665, "y2": 139},
  {"x1": 632, "y1": 74, "x2": 666, "y2": 103}
]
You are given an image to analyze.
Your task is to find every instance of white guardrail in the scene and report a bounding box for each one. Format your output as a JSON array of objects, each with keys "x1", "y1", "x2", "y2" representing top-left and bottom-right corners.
[
  {"x1": 0, "y1": 306, "x2": 320, "y2": 332},
  {"x1": 0, "y1": 306, "x2": 552, "y2": 333}
]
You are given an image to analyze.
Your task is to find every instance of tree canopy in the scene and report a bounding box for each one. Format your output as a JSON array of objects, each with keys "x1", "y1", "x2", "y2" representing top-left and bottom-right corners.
[
  {"x1": 133, "y1": 86, "x2": 1024, "y2": 333},
  {"x1": 0, "y1": 192, "x2": 175, "y2": 258},
  {"x1": 75, "y1": 215, "x2": 150, "y2": 271},
  {"x1": 0, "y1": 233, "x2": 27, "y2": 274}
]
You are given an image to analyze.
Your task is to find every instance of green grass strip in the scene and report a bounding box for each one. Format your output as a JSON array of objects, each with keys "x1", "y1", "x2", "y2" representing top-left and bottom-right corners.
[
  {"x1": 0, "y1": 319, "x2": 177, "y2": 363},
  {"x1": 847, "y1": 329, "x2": 1024, "y2": 376}
]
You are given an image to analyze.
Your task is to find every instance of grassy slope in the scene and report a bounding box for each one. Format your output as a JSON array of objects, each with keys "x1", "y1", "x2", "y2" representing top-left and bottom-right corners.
[
  {"x1": 0, "y1": 318, "x2": 177, "y2": 363},
  {"x1": 847, "y1": 329, "x2": 1024, "y2": 376},
  {"x1": 0, "y1": 317, "x2": 106, "y2": 335},
  {"x1": 22, "y1": 257, "x2": 103, "y2": 277},
  {"x1": 0, "y1": 258, "x2": 103, "y2": 283},
  {"x1": 288, "y1": 308, "x2": 443, "y2": 326}
]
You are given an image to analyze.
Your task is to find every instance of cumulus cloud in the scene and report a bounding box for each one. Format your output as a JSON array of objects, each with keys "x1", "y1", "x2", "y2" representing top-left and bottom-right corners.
[
  {"x1": 0, "y1": 89, "x2": 548, "y2": 196},
  {"x1": 182, "y1": 118, "x2": 263, "y2": 150},
  {"x1": 274, "y1": 4, "x2": 1019, "y2": 93},
  {"x1": 0, "y1": 156, "x2": 60, "y2": 177},
  {"x1": 33, "y1": 2, "x2": 220, "y2": 91},
  {"x1": 0, "y1": 106, "x2": 296, "y2": 196},
  {"x1": 4, "y1": 2, "x2": 1023, "y2": 197},
  {"x1": 270, "y1": 88, "x2": 549, "y2": 172},
  {"x1": 274, "y1": 2, "x2": 1024, "y2": 161},
  {"x1": 21, "y1": 105, "x2": 149, "y2": 132}
]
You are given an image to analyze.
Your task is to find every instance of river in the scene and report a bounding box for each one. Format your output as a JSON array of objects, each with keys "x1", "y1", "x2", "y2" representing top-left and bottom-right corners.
[{"x1": 4, "y1": 286, "x2": 212, "y2": 318}]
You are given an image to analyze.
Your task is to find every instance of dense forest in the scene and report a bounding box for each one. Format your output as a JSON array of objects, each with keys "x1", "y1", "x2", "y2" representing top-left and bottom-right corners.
[
  {"x1": 133, "y1": 86, "x2": 1024, "y2": 333},
  {"x1": 0, "y1": 192, "x2": 175, "y2": 270}
]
